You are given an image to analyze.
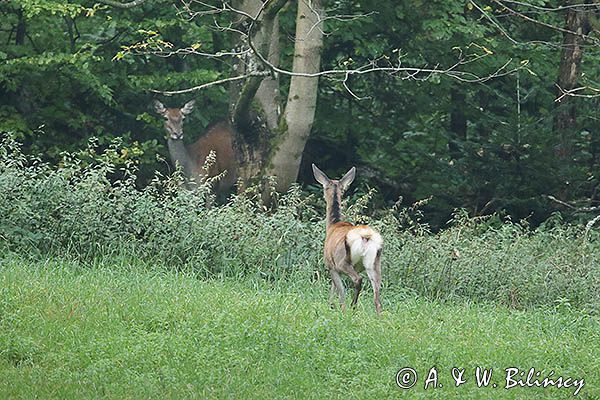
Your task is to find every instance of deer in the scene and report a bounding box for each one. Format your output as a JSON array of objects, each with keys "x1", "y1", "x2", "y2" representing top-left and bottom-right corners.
[
  {"x1": 312, "y1": 164, "x2": 383, "y2": 314},
  {"x1": 153, "y1": 100, "x2": 238, "y2": 195}
]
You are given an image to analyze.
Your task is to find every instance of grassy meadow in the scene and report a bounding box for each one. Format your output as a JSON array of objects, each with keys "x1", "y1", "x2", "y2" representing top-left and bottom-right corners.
[
  {"x1": 0, "y1": 137, "x2": 599, "y2": 398},
  {"x1": 0, "y1": 257, "x2": 597, "y2": 400}
]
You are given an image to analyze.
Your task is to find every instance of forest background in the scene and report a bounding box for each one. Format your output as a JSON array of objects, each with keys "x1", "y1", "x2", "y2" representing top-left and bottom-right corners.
[{"x1": 1, "y1": 0, "x2": 599, "y2": 228}]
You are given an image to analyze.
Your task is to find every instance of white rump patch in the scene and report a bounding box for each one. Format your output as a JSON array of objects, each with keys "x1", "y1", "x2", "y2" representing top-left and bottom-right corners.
[{"x1": 346, "y1": 227, "x2": 383, "y2": 269}]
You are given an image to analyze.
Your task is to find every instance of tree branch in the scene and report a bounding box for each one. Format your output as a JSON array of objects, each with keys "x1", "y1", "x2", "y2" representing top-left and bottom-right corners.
[
  {"x1": 547, "y1": 195, "x2": 600, "y2": 212},
  {"x1": 96, "y1": 0, "x2": 147, "y2": 9},
  {"x1": 499, "y1": 0, "x2": 600, "y2": 13},
  {"x1": 149, "y1": 1, "x2": 527, "y2": 100},
  {"x1": 148, "y1": 71, "x2": 269, "y2": 95},
  {"x1": 555, "y1": 84, "x2": 600, "y2": 102},
  {"x1": 493, "y1": 0, "x2": 600, "y2": 46}
]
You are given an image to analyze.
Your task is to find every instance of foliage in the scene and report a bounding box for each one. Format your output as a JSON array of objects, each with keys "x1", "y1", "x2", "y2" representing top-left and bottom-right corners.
[
  {"x1": 1, "y1": 135, "x2": 598, "y2": 313},
  {"x1": 1, "y1": 1, "x2": 599, "y2": 227},
  {"x1": 309, "y1": 0, "x2": 600, "y2": 226}
]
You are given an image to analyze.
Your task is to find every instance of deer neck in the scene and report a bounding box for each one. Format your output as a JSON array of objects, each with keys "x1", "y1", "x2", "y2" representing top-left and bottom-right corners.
[
  {"x1": 325, "y1": 188, "x2": 343, "y2": 229},
  {"x1": 167, "y1": 138, "x2": 197, "y2": 182}
]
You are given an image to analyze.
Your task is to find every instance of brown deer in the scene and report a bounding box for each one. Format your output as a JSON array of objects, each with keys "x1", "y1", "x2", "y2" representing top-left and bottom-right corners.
[
  {"x1": 153, "y1": 100, "x2": 238, "y2": 194},
  {"x1": 312, "y1": 164, "x2": 383, "y2": 314}
]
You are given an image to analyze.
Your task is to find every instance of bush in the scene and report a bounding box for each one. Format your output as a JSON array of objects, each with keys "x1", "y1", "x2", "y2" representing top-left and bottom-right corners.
[{"x1": 1, "y1": 134, "x2": 598, "y2": 313}]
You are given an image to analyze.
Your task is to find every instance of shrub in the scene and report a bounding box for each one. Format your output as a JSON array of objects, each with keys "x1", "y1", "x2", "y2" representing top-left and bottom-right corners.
[{"x1": 0, "y1": 134, "x2": 598, "y2": 313}]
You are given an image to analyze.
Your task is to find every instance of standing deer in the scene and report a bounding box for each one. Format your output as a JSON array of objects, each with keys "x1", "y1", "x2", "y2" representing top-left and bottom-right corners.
[
  {"x1": 153, "y1": 100, "x2": 238, "y2": 194},
  {"x1": 312, "y1": 164, "x2": 383, "y2": 314}
]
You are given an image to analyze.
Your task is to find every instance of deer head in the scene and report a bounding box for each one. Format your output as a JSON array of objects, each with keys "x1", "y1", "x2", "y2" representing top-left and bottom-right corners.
[
  {"x1": 312, "y1": 164, "x2": 355, "y2": 195},
  {"x1": 153, "y1": 100, "x2": 195, "y2": 140},
  {"x1": 312, "y1": 164, "x2": 355, "y2": 225}
]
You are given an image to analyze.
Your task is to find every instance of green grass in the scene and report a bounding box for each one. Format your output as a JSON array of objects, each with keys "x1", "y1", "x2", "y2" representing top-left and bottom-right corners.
[{"x1": 0, "y1": 258, "x2": 597, "y2": 399}]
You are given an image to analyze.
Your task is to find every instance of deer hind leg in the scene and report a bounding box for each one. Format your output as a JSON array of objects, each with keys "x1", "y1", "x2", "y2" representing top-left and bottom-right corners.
[
  {"x1": 337, "y1": 261, "x2": 363, "y2": 309},
  {"x1": 329, "y1": 269, "x2": 346, "y2": 311},
  {"x1": 364, "y1": 249, "x2": 382, "y2": 314}
]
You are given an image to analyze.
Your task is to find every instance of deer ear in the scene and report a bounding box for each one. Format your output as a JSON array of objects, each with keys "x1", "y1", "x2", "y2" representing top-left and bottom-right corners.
[
  {"x1": 153, "y1": 100, "x2": 167, "y2": 115},
  {"x1": 340, "y1": 167, "x2": 356, "y2": 191},
  {"x1": 312, "y1": 164, "x2": 330, "y2": 186},
  {"x1": 181, "y1": 100, "x2": 195, "y2": 115}
]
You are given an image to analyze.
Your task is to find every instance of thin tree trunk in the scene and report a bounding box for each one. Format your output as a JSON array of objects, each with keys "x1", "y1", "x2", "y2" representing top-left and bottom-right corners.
[
  {"x1": 254, "y1": 15, "x2": 281, "y2": 132},
  {"x1": 268, "y1": 0, "x2": 324, "y2": 191},
  {"x1": 16, "y1": 7, "x2": 26, "y2": 45},
  {"x1": 553, "y1": 5, "x2": 589, "y2": 158}
]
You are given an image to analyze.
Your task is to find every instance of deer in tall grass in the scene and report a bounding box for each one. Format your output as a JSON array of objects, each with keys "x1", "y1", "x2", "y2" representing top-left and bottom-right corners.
[
  {"x1": 153, "y1": 100, "x2": 238, "y2": 194},
  {"x1": 312, "y1": 164, "x2": 383, "y2": 314}
]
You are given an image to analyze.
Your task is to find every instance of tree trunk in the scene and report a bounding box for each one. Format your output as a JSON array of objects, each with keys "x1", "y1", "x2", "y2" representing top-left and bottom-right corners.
[
  {"x1": 254, "y1": 15, "x2": 281, "y2": 132},
  {"x1": 207, "y1": 0, "x2": 323, "y2": 193},
  {"x1": 553, "y1": 5, "x2": 589, "y2": 158},
  {"x1": 16, "y1": 7, "x2": 26, "y2": 45},
  {"x1": 267, "y1": 0, "x2": 324, "y2": 191},
  {"x1": 552, "y1": 3, "x2": 591, "y2": 199},
  {"x1": 230, "y1": 0, "x2": 281, "y2": 132},
  {"x1": 224, "y1": 0, "x2": 286, "y2": 187}
]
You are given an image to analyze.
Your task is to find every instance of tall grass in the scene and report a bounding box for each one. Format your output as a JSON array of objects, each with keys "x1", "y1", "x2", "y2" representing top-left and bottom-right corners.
[{"x1": 1, "y1": 134, "x2": 598, "y2": 313}]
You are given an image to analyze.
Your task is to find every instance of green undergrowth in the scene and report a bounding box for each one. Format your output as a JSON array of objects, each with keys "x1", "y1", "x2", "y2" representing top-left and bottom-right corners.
[
  {"x1": 1, "y1": 135, "x2": 598, "y2": 313},
  {"x1": 0, "y1": 258, "x2": 597, "y2": 399}
]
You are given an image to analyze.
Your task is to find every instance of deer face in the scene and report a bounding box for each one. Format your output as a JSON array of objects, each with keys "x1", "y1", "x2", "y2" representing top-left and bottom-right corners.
[{"x1": 153, "y1": 100, "x2": 195, "y2": 140}]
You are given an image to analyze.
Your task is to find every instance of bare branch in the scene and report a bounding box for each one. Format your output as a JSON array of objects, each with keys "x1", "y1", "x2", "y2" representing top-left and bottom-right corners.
[
  {"x1": 341, "y1": 72, "x2": 370, "y2": 101},
  {"x1": 493, "y1": 0, "x2": 600, "y2": 45},
  {"x1": 471, "y1": 1, "x2": 518, "y2": 44},
  {"x1": 555, "y1": 84, "x2": 600, "y2": 102},
  {"x1": 238, "y1": 2, "x2": 521, "y2": 85},
  {"x1": 96, "y1": 0, "x2": 147, "y2": 9},
  {"x1": 499, "y1": 0, "x2": 600, "y2": 13},
  {"x1": 135, "y1": 45, "x2": 250, "y2": 59},
  {"x1": 148, "y1": 71, "x2": 269, "y2": 96},
  {"x1": 585, "y1": 214, "x2": 600, "y2": 235},
  {"x1": 304, "y1": 2, "x2": 375, "y2": 37},
  {"x1": 249, "y1": 49, "x2": 519, "y2": 83},
  {"x1": 547, "y1": 195, "x2": 600, "y2": 212},
  {"x1": 147, "y1": 1, "x2": 528, "y2": 99}
]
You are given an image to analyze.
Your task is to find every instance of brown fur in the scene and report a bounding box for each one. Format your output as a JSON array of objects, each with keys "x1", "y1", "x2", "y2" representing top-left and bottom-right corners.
[
  {"x1": 313, "y1": 164, "x2": 383, "y2": 314},
  {"x1": 187, "y1": 121, "x2": 238, "y2": 192}
]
